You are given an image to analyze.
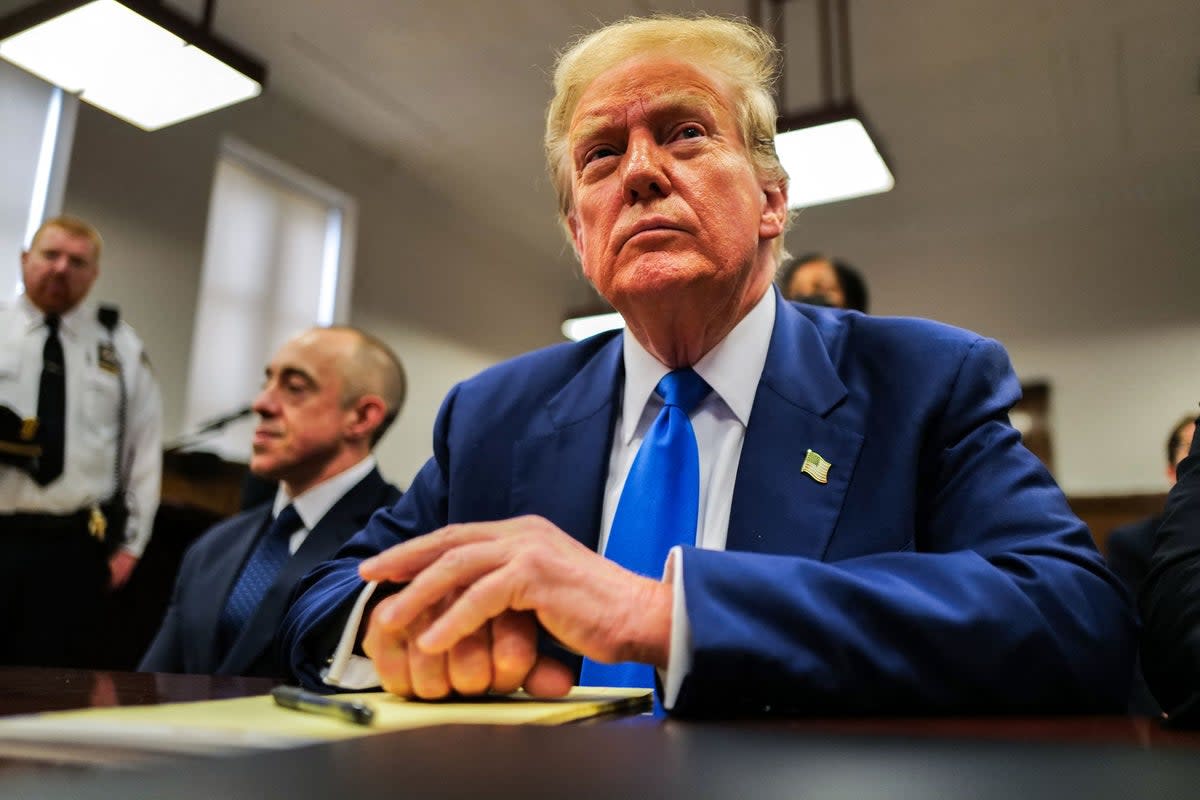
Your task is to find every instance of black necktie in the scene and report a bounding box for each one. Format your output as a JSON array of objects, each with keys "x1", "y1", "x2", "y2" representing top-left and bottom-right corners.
[{"x1": 34, "y1": 315, "x2": 65, "y2": 486}]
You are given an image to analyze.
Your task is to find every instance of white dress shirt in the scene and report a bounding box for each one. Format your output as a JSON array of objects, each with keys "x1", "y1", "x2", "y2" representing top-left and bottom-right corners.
[
  {"x1": 272, "y1": 455, "x2": 377, "y2": 555},
  {"x1": 323, "y1": 289, "x2": 777, "y2": 700},
  {"x1": 0, "y1": 294, "x2": 163, "y2": 556}
]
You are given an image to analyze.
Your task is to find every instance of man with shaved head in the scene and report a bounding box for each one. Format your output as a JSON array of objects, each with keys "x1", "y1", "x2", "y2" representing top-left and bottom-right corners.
[
  {"x1": 141, "y1": 326, "x2": 404, "y2": 677},
  {"x1": 283, "y1": 15, "x2": 1133, "y2": 715}
]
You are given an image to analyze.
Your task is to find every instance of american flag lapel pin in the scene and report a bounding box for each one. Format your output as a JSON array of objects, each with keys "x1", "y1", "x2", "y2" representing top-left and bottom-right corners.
[{"x1": 801, "y1": 449, "x2": 832, "y2": 484}]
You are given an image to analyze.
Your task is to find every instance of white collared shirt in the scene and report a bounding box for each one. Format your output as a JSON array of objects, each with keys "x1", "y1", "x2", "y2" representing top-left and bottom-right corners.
[
  {"x1": 600, "y1": 285, "x2": 776, "y2": 557},
  {"x1": 0, "y1": 294, "x2": 163, "y2": 556},
  {"x1": 272, "y1": 455, "x2": 377, "y2": 555}
]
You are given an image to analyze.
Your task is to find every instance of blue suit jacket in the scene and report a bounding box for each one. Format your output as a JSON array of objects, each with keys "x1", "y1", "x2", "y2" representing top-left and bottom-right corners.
[
  {"x1": 141, "y1": 468, "x2": 400, "y2": 678},
  {"x1": 282, "y1": 294, "x2": 1135, "y2": 714}
]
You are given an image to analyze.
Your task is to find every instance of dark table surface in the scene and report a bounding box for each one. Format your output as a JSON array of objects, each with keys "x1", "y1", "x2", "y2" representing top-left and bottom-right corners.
[{"x1": 1, "y1": 667, "x2": 1199, "y2": 799}]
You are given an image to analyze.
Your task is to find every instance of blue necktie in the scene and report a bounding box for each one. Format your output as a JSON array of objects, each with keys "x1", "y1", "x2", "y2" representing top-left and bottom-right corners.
[
  {"x1": 219, "y1": 505, "x2": 302, "y2": 649},
  {"x1": 580, "y1": 368, "x2": 710, "y2": 689}
]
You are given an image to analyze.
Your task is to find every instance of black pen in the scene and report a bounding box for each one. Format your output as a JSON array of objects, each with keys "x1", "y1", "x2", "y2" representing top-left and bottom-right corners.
[{"x1": 270, "y1": 685, "x2": 375, "y2": 726}]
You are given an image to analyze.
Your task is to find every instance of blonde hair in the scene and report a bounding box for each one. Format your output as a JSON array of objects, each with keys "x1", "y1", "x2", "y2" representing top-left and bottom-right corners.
[
  {"x1": 31, "y1": 215, "x2": 103, "y2": 263},
  {"x1": 545, "y1": 14, "x2": 791, "y2": 256}
]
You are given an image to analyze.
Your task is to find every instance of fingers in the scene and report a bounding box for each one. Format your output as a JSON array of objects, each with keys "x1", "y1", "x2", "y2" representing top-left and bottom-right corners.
[
  {"x1": 373, "y1": 539, "x2": 516, "y2": 639},
  {"x1": 359, "y1": 523, "x2": 499, "y2": 583},
  {"x1": 362, "y1": 614, "x2": 412, "y2": 697},
  {"x1": 407, "y1": 625, "x2": 452, "y2": 699},
  {"x1": 447, "y1": 624, "x2": 493, "y2": 696},
  {"x1": 523, "y1": 656, "x2": 575, "y2": 698},
  {"x1": 416, "y1": 565, "x2": 521, "y2": 653},
  {"x1": 491, "y1": 611, "x2": 538, "y2": 694},
  {"x1": 365, "y1": 606, "x2": 541, "y2": 700}
]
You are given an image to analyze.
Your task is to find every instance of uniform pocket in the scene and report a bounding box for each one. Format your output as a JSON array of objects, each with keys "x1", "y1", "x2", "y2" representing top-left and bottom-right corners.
[
  {"x1": 0, "y1": 348, "x2": 29, "y2": 414},
  {"x1": 84, "y1": 368, "x2": 122, "y2": 440}
]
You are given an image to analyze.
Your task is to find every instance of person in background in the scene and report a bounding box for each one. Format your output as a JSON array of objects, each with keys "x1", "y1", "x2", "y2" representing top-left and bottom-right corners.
[
  {"x1": 281, "y1": 15, "x2": 1133, "y2": 716},
  {"x1": 140, "y1": 326, "x2": 404, "y2": 678},
  {"x1": 0, "y1": 215, "x2": 162, "y2": 667},
  {"x1": 1140, "y1": 414, "x2": 1200, "y2": 723},
  {"x1": 778, "y1": 252, "x2": 869, "y2": 312},
  {"x1": 1105, "y1": 414, "x2": 1195, "y2": 716},
  {"x1": 1107, "y1": 415, "x2": 1196, "y2": 596}
]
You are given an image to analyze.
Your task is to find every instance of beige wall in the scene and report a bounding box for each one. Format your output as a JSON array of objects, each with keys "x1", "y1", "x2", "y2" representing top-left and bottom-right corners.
[
  {"x1": 62, "y1": 86, "x2": 1197, "y2": 495},
  {"x1": 62, "y1": 92, "x2": 563, "y2": 487}
]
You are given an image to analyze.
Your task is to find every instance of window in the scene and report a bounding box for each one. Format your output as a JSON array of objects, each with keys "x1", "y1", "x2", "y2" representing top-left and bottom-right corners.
[
  {"x1": 181, "y1": 138, "x2": 356, "y2": 460},
  {"x1": 0, "y1": 60, "x2": 77, "y2": 295}
]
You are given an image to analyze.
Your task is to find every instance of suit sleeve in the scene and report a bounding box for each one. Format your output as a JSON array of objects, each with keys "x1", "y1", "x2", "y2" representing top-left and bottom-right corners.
[
  {"x1": 280, "y1": 390, "x2": 458, "y2": 689},
  {"x1": 674, "y1": 337, "x2": 1137, "y2": 715},
  {"x1": 1105, "y1": 524, "x2": 1147, "y2": 598},
  {"x1": 1140, "y1": 420, "x2": 1200, "y2": 718}
]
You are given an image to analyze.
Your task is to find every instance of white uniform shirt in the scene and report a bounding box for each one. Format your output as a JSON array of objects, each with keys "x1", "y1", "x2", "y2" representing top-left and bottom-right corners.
[{"x1": 0, "y1": 294, "x2": 163, "y2": 557}]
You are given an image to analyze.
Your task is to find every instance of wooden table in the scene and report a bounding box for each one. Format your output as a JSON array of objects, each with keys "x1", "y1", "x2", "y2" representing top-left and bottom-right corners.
[{"x1": 1, "y1": 668, "x2": 1199, "y2": 799}]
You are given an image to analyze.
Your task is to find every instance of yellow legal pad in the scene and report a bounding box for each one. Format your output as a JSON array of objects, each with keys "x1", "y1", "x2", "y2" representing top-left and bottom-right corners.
[{"x1": 0, "y1": 687, "x2": 651, "y2": 760}]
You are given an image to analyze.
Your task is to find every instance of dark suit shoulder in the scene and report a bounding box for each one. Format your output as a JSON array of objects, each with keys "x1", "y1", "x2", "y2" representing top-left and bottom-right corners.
[
  {"x1": 346, "y1": 467, "x2": 401, "y2": 509},
  {"x1": 459, "y1": 331, "x2": 619, "y2": 395},
  {"x1": 181, "y1": 503, "x2": 271, "y2": 562},
  {"x1": 1108, "y1": 518, "x2": 1159, "y2": 553},
  {"x1": 792, "y1": 303, "x2": 995, "y2": 373}
]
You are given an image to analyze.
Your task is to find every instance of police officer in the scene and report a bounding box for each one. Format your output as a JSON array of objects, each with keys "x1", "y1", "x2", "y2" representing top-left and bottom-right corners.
[{"x1": 0, "y1": 215, "x2": 162, "y2": 667}]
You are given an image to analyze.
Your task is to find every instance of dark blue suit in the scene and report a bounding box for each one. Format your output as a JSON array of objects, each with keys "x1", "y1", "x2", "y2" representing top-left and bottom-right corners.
[
  {"x1": 141, "y1": 468, "x2": 399, "y2": 678},
  {"x1": 1141, "y1": 419, "x2": 1200, "y2": 721},
  {"x1": 282, "y1": 294, "x2": 1135, "y2": 714}
]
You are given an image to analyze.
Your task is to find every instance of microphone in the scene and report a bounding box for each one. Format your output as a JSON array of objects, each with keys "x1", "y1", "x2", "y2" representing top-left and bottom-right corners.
[
  {"x1": 164, "y1": 405, "x2": 256, "y2": 453},
  {"x1": 191, "y1": 405, "x2": 255, "y2": 435}
]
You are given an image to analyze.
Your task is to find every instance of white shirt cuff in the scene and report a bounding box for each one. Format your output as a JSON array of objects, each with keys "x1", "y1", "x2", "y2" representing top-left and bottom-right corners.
[
  {"x1": 319, "y1": 580, "x2": 382, "y2": 690},
  {"x1": 659, "y1": 545, "x2": 691, "y2": 710}
]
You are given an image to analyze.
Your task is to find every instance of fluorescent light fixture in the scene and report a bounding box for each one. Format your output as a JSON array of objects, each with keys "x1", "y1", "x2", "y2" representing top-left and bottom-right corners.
[
  {"x1": 562, "y1": 311, "x2": 624, "y2": 342},
  {"x1": 0, "y1": 0, "x2": 266, "y2": 131},
  {"x1": 776, "y1": 108, "x2": 895, "y2": 209}
]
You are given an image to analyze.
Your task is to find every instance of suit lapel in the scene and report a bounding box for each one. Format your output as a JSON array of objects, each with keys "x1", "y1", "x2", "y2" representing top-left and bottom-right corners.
[
  {"x1": 194, "y1": 505, "x2": 270, "y2": 671},
  {"x1": 218, "y1": 470, "x2": 392, "y2": 674},
  {"x1": 727, "y1": 294, "x2": 864, "y2": 560},
  {"x1": 510, "y1": 335, "x2": 623, "y2": 552}
]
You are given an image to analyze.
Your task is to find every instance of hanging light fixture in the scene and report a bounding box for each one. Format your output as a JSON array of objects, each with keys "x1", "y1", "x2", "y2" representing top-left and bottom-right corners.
[
  {"x1": 756, "y1": 0, "x2": 894, "y2": 209},
  {"x1": 0, "y1": 0, "x2": 266, "y2": 131}
]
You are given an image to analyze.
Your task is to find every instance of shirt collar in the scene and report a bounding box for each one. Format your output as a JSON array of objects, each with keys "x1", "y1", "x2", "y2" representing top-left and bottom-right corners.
[
  {"x1": 17, "y1": 293, "x2": 89, "y2": 338},
  {"x1": 272, "y1": 455, "x2": 377, "y2": 530},
  {"x1": 619, "y1": 286, "x2": 776, "y2": 444}
]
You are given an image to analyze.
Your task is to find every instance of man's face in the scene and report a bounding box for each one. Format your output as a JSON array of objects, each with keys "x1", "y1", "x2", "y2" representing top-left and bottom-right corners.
[
  {"x1": 250, "y1": 329, "x2": 357, "y2": 494},
  {"x1": 565, "y1": 56, "x2": 786, "y2": 318},
  {"x1": 21, "y1": 225, "x2": 99, "y2": 315},
  {"x1": 785, "y1": 259, "x2": 846, "y2": 308}
]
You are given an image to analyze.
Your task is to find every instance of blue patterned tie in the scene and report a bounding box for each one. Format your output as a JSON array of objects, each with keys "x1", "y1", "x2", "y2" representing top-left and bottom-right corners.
[
  {"x1": 580, "y1": 368, "x2": 710, "y2": 689},
  {"x1": 219, "y1": 505, "x2": 302, "y2": 649}
]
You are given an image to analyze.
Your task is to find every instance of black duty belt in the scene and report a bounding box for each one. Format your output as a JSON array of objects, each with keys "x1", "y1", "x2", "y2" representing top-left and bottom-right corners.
[{"x1": 2, "y1": 499, "x2": 127, "y2": 554}]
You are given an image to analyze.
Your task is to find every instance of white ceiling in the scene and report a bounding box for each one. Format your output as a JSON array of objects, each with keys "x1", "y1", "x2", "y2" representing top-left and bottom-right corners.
[{"x1": 166, "y1": 0, "x2": 1200, "y2": 343}]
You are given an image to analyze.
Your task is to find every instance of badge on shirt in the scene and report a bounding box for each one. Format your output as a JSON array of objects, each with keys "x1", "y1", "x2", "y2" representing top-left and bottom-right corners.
[{"x1": 97, "y1": 342, "x2": 121, "y2": 374}]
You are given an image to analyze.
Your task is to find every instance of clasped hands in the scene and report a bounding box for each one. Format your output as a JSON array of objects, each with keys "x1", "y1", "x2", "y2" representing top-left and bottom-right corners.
[{"x1": 359, "y1": 515, "x2": 673, "y2": 699}]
